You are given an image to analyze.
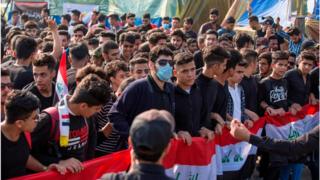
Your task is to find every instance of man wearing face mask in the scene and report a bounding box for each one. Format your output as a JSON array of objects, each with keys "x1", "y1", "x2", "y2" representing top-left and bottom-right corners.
[{"x1": 108, "y1": 45, "x2": 175, "y2": 146}]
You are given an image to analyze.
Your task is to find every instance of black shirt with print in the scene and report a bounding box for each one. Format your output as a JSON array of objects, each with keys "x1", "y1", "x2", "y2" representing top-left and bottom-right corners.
[
  {"x1": 31, "y1": 101, "x2": 96, "y2": 165},
  {"x1": 1, "y1": 132, "x2": 29, "y2": 179},
  {"x1": 258, "y1": 76, "x2": 288, "y2": 111}
]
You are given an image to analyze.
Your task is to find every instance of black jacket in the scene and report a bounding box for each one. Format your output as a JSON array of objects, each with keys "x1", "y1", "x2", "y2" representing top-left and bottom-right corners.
[
  {"x1": 174, "y1": 83, "x2": 208, "y2": 136},
  {"x1": 100, "y1": 163, "x2": 174, "y2": 180},
  {"x1": 250, "y1": 125, "x2": 319, "y2": 166},
  {"x1": 108, "y1": 75, "x2": 175, "y2": 137}
]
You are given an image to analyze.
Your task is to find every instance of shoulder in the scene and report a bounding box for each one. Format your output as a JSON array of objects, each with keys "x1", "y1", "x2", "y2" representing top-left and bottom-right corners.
[
  {"x1": 22, "y1": 81, "x2": 36, "y2": 92},
  {"x1": 284, "y1": 68, "x2": 297, "y2": 77}
]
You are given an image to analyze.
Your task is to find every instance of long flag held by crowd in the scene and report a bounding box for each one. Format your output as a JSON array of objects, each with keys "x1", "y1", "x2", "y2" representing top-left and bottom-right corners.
[
  {"x1": 55, "y1": 51, "x2": 68, "y2": 100},
  {"x1": 11, "y1": 104, "x2": 319, "y2": 180}
]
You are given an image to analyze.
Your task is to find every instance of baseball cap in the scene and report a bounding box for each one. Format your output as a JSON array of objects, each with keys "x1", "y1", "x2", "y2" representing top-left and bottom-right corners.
[
  {"x1": 262, "y1": 16, "x2": 274, "y2": 25},
  {"x1": 130, "y1": 118, "x2": 172, "y2": 161},
  {"x1": 301, "y1": 40, "x2": 317, "y2": 51}
]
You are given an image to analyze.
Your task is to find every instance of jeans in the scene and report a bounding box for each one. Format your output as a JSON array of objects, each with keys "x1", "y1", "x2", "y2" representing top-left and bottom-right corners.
[{"x1": 279, "y1": 163, "x2": 303, "y2": 180}]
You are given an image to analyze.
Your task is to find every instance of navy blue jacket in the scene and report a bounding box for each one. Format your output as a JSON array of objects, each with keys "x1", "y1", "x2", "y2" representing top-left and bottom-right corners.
[{"x1": 108, "y1": 75, "x2": 175, "y2": 137}]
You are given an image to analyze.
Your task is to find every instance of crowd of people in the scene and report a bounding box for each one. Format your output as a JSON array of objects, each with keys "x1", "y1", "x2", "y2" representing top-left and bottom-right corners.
[{"x1": 0, "y1": 6, "x2": 319, "y2": 180}]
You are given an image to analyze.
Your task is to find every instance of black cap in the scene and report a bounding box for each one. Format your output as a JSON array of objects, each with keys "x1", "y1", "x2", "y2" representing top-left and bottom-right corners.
[
  {"x1": 301, "y1": 40, "x2": 317, "y2": 51},
  {"x1": 262, "y1": 16, "x2": 274, "y2": 25},
  {"x1": 130, "y1": 118, "x2": 172, "y2": 161}
]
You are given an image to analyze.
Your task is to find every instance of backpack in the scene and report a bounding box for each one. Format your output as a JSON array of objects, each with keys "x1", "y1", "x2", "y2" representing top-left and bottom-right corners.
[{"x1": 42, "y1": 106, "x2": 62, "y2": 159}]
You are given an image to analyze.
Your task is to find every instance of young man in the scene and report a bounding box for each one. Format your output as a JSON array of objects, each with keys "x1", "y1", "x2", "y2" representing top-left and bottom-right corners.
[
  {"x1": 1, "y1": 68, "x2": 13, "y2": 121},
  {"x1": 196, "y1": 46, "x2": 230, "y2": 134},
  {"x1": 119, "y1": 32, "x2": 135, "y2": 62},
  {"x1": 170, "y1": 17, "x2": 181, "y2": 33},
  {"x1": 2, "y1": 90, "x2": 65, "y2": 179},
  {"x1": 61, "y1": 14, "x2": 71, "y2": 27},
  {"x1": 255, "y1": 52, "x2": 272, "y2": 81},
  {"x1": 194, "y1": 30, "x2": 219, "y2": 71},
  {"x1": 161, "y1": 16, "x2": 171, "y2": 34},
  {"x1": 148, "y1": 32, "x2": 168, "y2": 49},
  {"x1": 268, "y1": 35, "x2": 279, "y2": 52},
  {"x1": 108, "y1": 45, "x2": 175, "y2": 139},
  {"x1": 140, "y1": 13, "x2": 156, "y2": 32},
  {"x1": 24, "y1": 21, "x2": 39, "y2": 38},
  {"x1": 23, "y1": 54, "x2": 56, "y2": 111},
  {"x1": 186, "y1": 38, "x2": 198, "y2": 54},
  {"x1": 248, "y1": 15, "x2": 264, "y2": 37},
  {"x1": 285, "y1": 51, "x2": 316, "y2": 112},
  {"x1": 105, "y1": 60, "x2": 129, "y2": 92},
  {"x1": 258, "y1": 50, "x2": 290, "y2": 117},
  {"x1": 67, "y1": 43, "x2": 90, "y2": 92},
  {"x1": 31, "y1": 74, "x2": 111, "y2": 172},
  {"x1": 123, "y1": 13, "x2": 135, "y2": 30},
  {"x1": 72, "y1": 24, "x2": 87, "y2": 43},
  {"x1": 226, "y1": 58, "x2": 257, "y2": 127},
  {"x1": 174, "y1": 52, "x2": 213, "y2": 145},
  {"x1": 99, "y1": 31, "x2": 116, "y2": 45},
  {"x1": 108, "y1": 13, "x2": 121, "y2": 33},
  {"x1": 240, "y1": 49, "x2": 259, "y2": 114},
  {"x1": 58, "y1": 30, "x2": 70, "y2": 49},
  {"x1": 101, "y1": 40, "x2": 120, "y2": 62},
  {"x1": 170, "y1": 29, "x2": 185, "y2": 51},
  {"x1": 288, "y1": 52, "x2": 296, "y2": 70},
  {"x1": 278, "y1": 27, "x2": 303, "y2": 56},
  {"x1": 70, "y1": 9, "x2": 84, "y2": 26},
  {"x1": 234, "y1": 33, "x2": 254, "y2": 52},
  {"x1": 182, "y1": 17, "x2": 197, "y2": 39},
  {"x1": 199, "y1": 8, "x2": 220, "y2": 35},
  {"x1": 39, "y1": 8, "x2": 50, "y2": 29},
  {"x1": 101, "y1": 110, "x2": 175, "y2": 180},
  {"x1": 9, "y1": 36, "x2": 37, "y2": 89},
  {"x1": 217, "y1": 16, "x2": 236, "y2": 37},
  {"x1": 129, "y1": 58, "x2": 150, "y2": 80}
]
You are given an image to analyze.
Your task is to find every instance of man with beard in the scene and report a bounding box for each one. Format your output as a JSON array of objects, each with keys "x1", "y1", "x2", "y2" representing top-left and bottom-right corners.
[{"x1": 199, "y1": 8, "x2": 221, "y2": 35}]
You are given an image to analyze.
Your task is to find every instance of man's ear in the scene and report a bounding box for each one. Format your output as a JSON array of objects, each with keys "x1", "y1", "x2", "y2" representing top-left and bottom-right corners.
[
  {"x1": 79, "y1": 103, "x2": 88, "y2": 111},
  {"x1": 14, "y1": 120, "x2": 24, "y2": 129},
  {"x1": 173, "y1": 68, "x2": 177, "y2": 76}
]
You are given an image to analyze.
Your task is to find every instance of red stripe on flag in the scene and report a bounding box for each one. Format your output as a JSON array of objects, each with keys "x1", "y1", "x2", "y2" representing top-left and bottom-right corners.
[
  {"x1": 61, "y1": 114, "x2": 69, "y2": 119},
  {"x1": 266, "y1": 104, "x2": 319, "y2": 127},
  {"x1": 59, "y1": 52, "x2": 68, "y2": 85}
]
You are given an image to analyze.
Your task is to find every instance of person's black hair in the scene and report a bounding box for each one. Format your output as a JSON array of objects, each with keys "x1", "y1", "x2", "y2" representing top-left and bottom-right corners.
[
  {"x1": 129, "y1": 58, "x2": 148, "y2": 71},
  {"x1": 88, "y1": 38, "x2": 99, "y2": 46},
  {"x1": 126, "y1": 13, "x2": 135, "y2": 19},
  {"x1": 171, "y1": 29, "x2": 185, "y2": 41},
  {"x1": 71, "y1": 9, "x2": 81, "y2": 17},
  {"x1": 174, "y1": 52, "x2": 194, "y2": 66},
  {"x1": 100, "y1": 31, "x2": 116, "y2": 41},
  {"x1": 226, "y1": 16, "x2": 236, "y2": 24},
  {"x1": 33, "y1": 53, "x2": 56, "y2": 71},
  {"x1": 148, "y1": 32, "x2": 167, "y2": 46},
  {"x1": 75, "y1": 64, "x2": 107, "y2": 82},
  {"x1": 104, "y1": 60, "x2": 129, "y2": 81},
  {"x1": 242, "y1": 49, "x2": 258, "y2": 65},
  {"x1": 73, "y1": 24, "x2": 87, "y2": 35},
  {"x1": 70, "y1": 74, "x2": 111, "y2": 106},
  {"x1": 258, "y1": 52, "x2": 272, "y2": 65},
  {"x1": 5, "y1": 90, "x2": 40, "y2": 124},
  {"x1": 172, "y1": 16, "x2": 180, "y2": 22},
  {"x1": 58, "y1": 30, "x2": 70, "y2": 39},
  {"x1": 289, "y1": 52, "x2": 296, "y2": 58},
  {"x1": 143, "y1": 13, "x2": 151, "y2": 19},
  {"x1": 234, "y1": 33, "x2": 254, "y2": 49},
  {"x1": 21, "y1": 14, "x2": 29, "y2": 22},
  {"x1": 187, "y1": 38, "x2": 197, "y2": 45},
  {"x1": 119, "y1": 32, "x2": 136, "y2": 44},
  {"x1": 209, "y1": 8, "x2": 219, "y2": 16},
  {"x1": 41, "y1": 42, "x2": 53, "y2": 53},
  {"x1": 162, "y1": 16, "x2": 170, "y2": 21},
  {"x1": 41, "y1": 8, "x2": 50, "y2": 16},
  {"x1": 224, "y1": 49, "x2": 243, "y2": 72},
  {"x1": 271, "y1": 51, "x2": 289, "y2": 64},
  {"x1": 149, "y1": 45, "x2": 173, "y2": 62},
  {"x1": 268, "y1": 35, "x2": 278, "y2": 41},
  {"x1": 203, "y1": 46, "x2": 230, "y2": 66},
  {"x1": 248, "y1": 16, "x2": 259, "y2": 22},
  {"x1": 70, "y1": 42, "x2": 89, "y2": 61},
  {"x1": 287, "y1": 27, "x2": 301, "y2": 36},
  {"x1": 1, "y1": 67, "x2": 10, "y2": 76},
  {"x1": 205, "y1": 29, "x2": 218, "y2": 38},
  {"x1": 184, "y1": 17, "x2": 193, "y2": 25},
  {"x1": 299, "y1": 50, "x2": 316, "y2": 63},
  {"x1": 98, "y1": 13, "x2": 106, "y2": 22},
  {"x1": 101, "y1": 40, "x2": 119, "y2": 53},
  {"x1": 24, "y1": 20, "x2": 38, "y2": 30},
  {"x1": 61, "y1": 14, "x2": 71, "y2": 23},
  {"x1": 15, "y1": 36, "x2": 37, "y2": 60}
]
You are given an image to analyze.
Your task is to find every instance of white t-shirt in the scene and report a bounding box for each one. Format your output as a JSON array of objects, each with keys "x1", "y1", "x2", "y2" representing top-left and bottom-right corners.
[{"x1": 228, "y1": 84, "x2": 242, "y2": 121}]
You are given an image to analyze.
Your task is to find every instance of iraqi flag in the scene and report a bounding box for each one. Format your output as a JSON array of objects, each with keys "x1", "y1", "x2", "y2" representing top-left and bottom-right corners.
[
  {"x1": 265, "y1": 104, "x2": 319, "y2": 141},
  {"x1": 215, "y1": 118, "x2": 266, "y2": 179},
  {"x1": 55, "y1": 51, "x2": 68, "y2": 100}
]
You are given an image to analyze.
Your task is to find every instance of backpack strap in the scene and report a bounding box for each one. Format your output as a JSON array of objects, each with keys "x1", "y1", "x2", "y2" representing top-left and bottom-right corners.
[
  {"x1": 43, "y1": 107, "x2": 60, "y2": 142},
  {"x1": 24, "y1": 132, "x2": 32, "y2": 149}
]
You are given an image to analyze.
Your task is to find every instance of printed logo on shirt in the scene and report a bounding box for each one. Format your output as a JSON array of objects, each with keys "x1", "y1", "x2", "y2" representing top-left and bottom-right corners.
[
  {"x1": 66, "y1": 126, "x2": 88, "y2": 150},
  {"x1": 269, "y1": 86, "x2": 287, "y2": 103}
]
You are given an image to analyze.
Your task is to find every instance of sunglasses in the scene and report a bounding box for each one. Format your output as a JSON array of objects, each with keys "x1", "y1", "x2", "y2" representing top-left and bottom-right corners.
[
  {"x1": 157, "y1": 59, "x2": 174, "y2": 67},
  {"x1": 1, "y1": 83, "x2": 13, "y2": 90}
]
